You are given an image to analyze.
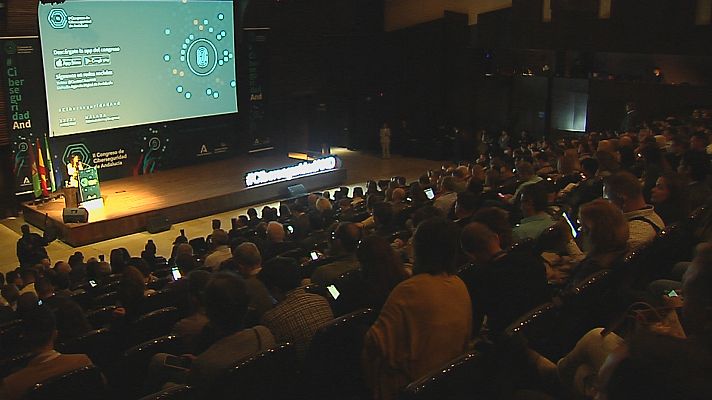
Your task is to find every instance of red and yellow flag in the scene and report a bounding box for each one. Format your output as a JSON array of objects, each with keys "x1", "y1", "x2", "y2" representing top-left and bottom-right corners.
[{"x1": 36, "y1": 138, "x2": 49, "y2": 197}]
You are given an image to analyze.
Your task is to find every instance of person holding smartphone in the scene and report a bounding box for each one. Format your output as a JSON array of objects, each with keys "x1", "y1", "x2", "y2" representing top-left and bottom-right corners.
[{"x1": 147, "y1": 273, "x2": 275, "y2": 395}]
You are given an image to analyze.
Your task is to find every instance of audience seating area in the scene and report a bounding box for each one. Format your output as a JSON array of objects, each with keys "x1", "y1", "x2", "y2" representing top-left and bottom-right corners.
[{"x1": 3, "y1": 110, "x2": 712, "y2": 399}]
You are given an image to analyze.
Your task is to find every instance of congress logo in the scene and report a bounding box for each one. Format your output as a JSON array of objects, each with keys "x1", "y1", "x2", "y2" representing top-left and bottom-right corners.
[
  {"x1": 62, "y1": 143, "x2": 92, "y2": 165},
  {"x1": 47, "y1": 9, "x2": 69, "y2": 29}
]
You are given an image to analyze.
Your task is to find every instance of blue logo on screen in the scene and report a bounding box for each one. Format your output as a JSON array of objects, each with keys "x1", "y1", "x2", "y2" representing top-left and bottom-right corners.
[
  {"x1": 48, "y1": 9, "x2": 68, "y2": 29},
  {"x1": 186, "y1": 39, "x2": 218, "y2": 76},
  {"x1": 196, "y1": 46, "x2": 209, "y2": 68}
]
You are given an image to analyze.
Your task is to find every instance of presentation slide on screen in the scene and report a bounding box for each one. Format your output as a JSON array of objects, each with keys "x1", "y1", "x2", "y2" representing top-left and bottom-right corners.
[{"x1": 38, "y1": 0, "x2": 238, "y2": 137}]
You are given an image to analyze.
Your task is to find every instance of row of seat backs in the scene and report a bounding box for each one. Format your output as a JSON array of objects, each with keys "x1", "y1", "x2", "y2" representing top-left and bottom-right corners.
[
  {"x1": 72, "y1": 277, "x2": 185, "y2": 313},
  {"x1": 399, "y1": 348, "x2": 498, "y2": 400},
  {"x1": 506, "y1": 269, "x2": 619, "y2": 361},
  {"x1": 55, "y1": 307, "x2": 181, "y2": 370}
]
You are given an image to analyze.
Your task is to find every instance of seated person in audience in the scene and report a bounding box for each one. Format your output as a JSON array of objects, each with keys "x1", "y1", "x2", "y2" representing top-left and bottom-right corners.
[
  {"x1": 352, "y1": 186, "x2": 365, "y2": 201},
  {"x1": 460, "y1": 222, "x2": 549, "y2": 335},
  {"x1": 503, "y1": 161, "x2": 543, "y2": 204},
  {"x1": 604, "y1": 172, "x2": 664, "y2": 253},
  {"x1": 389, "y1": 187, "x2": 408, "y2": 217},
  {"x1": 513, "y1": 182, "x2": 556, "y2": 241},
  {"x1": 53, "y1": 297, "x2": 92, "y2": 343},
  {"x1": 232, "y1": 242, "x2": 273, "y2": 320},
  {"x1": 595, "y1": 242, "x2": 712, "y2": 399},
  {"x1": 596, "y1": 332, "x2": 712, "y2": 400},
  {"x1": 172, "y1": 270, "x2": 211, "y2": 351},
  {"x1": 678, "y1": 150, "x2": 711, "y2": 211},
  {"x1": 149, "y1": 273, "x2": 275, "y2": 394},
  {"x1": 50, "y1": 270, "x2": 73, "y2": 298},
  {"x1": 689, "y1": 130, "x2": 709, "y2": 153},
  {"x1": 1, "y1": 284, "x2": 19, "y2": 312},
  {"x1": 168, "y1": 234, "x2": 189, "y2": 265},
  {"x1": 203, "y1": 229, "x2": 232, "y2": 271},
  {"x1": 433, "y1": 176, "x2": 458, "y2": 214},
  {"x1": 278, "y1": 204, "x2": 292, "y2": 223},
  {"x1": 109, "y1": 248, "x2": 128, "y2": 274},
  {"x1": 559, "y1": 157, "x2": 601, "y2": 215},
  {"x1": 289, "y1": 203, "x2": 311, "y2": 241},
  {"x1": 566, "y1": 199, "x2": 629, "y2": 286},
  {"x1": 639, "y1": 143, "x2": 668, "y2": 202},
  {"x1": 172, "y1": 243, "x2": 194, "y2": 267},
  {"x1": 452, "y1": 166, "x2": 470, "y2": 193},
  {"x1": 356, "y1": 235, "x2": 409, "y2": 312},
  {"x1": 336, "y1": 198, "x2": 359, "y2": 222},
  {"x1": 554, "y1": 152, "x2": 582, "y2": 192},
  {"x1": 259, "y1": 221, "x2": 298, "y2": 262},
  {"x1": 453, "y1": 191, "x2": 480, "y2": 228},
  {"x1": 6, "y1": 270, "x2": 23, "y2": 288},
  {"x1": 35, "y1": 277, "x2": 67, "y2": 310},
  {"x1": 0, "y1": 306, "x2": 95, "y2": 400},
  {"x1": 372, "y1": 202, "x2": 396, "y2": 237},
  {"x1": 0, "y1": 284, "x2": 15, "y2": 323},
  {"x1": 391, "y1": 205, "x2": 444, "y2": 267},
  {"x1": 86, "y1": 258, "x2": 110, "y2": 285},
  {"x1": 18, "y1": 269, "x2": 38, "y2": 296},
  {"x1": 261, "y1": 206, "x2": 278, "y2": 223},
  {"x1": 246, "y1": 207, "x2": 261, "y2": 228},
  {"x1": 489, "y1": 162, "x2": 514, "y2": 195},
  {"x1": 68, "y1": 252, "x2": 87, "y2": 287},
  {"x1": 650, "y1": 172, "x2": 690, "y2": 226},
  {"x1": 471, "y1": 207, "x2": 514, "y2": 249},
  {"x1": 115, "y1": 265, "x2": 153, "y2": 322},
  {"x1": 260, "y1": 257, "x2": 333, "y2": 360},
  {"x1": 534, "y1": 151, "x2": 556, "y2": 176},
  {"x1": 310, "y1": 196, "x2": 335, "y2": 229},
  {"x1": 363, "y1": 217, "x2": 472, "y2": 400},
  {"x1": 310, "y1": 222, "x2": 362, "y2": 286},
  {"x1": 16, "y1": 292, "x2": 42, "y2": 320},
  {"x1": 127, "y1": 257, "x2": 159, "y2": 288},
  {"x1": 142, "y1": 239, "x2": 159, "y2": 269}
]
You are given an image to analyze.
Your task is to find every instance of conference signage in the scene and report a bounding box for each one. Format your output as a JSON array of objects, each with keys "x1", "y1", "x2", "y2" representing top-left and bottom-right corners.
[
  {"x1": 245, "y1": 156, "x2": 339, "y2": 187},
  {"x1": 245, "y1": 28, "x2": 270, "y2": 151},
  {"x1": 0, "y1": 36, "x2": 52, "y2": 196}
]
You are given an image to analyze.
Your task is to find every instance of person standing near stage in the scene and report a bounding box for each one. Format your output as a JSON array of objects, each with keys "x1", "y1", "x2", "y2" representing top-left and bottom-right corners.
[
  {"x1": 16, "y1": 224, "x2": 48, "y2": 269},
  {"x1": 380, "y1": 122, "x2": 391, "y2": 159},
  {"x1": 65, "y1": 154, "x2": 84, "y2": 208}
]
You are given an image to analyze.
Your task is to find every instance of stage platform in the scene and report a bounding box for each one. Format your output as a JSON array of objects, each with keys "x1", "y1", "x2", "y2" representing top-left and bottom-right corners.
[{"x1": 21, "y1": 153, "x2": 346, "y2": 247}]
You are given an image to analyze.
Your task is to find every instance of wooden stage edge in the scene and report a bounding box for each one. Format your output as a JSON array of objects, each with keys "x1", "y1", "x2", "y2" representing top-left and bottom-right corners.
[{"x1": 21, "y1": 154, "x2": 347, "y2": 247}]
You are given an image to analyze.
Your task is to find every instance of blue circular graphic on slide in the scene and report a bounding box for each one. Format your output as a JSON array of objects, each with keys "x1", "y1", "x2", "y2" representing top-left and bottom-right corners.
[{"x1": 186, "y1": 38, "x2": 218, "y2": 77}]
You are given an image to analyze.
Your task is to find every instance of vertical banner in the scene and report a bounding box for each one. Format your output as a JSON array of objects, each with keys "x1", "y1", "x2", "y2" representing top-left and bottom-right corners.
[
  {"x1": 0, "y1": 37, "x2": 51, "y2": 196},
  {"x1": 244, "y1": 27, "x2": 271, "y2": 151}
]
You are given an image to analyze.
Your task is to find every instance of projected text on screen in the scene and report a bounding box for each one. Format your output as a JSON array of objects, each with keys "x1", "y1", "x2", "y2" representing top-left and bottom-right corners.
[{"x1": 39, "y1": 0, "x2": 238, "y2": 137}]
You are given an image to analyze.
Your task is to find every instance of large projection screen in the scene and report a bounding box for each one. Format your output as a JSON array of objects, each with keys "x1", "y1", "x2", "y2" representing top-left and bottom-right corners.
[{"x1": 38, "y1": 0, "x2": 238, "y2": 137}]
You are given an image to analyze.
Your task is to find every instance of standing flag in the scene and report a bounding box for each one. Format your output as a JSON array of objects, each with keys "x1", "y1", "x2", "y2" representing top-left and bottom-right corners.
[
  {"x1": 36, "y1": 138, "x2": 50, "y2": 197},
  {"x1": 27, "y1": 140, "x2": 42, "y2": 198},
  {"x1": 43, "y1": 136, "x2": 57, "y2": 192}
]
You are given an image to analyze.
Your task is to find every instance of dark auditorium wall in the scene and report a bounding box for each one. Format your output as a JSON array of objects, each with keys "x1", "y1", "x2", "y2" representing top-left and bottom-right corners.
[
  {"x1": 265, "y1": 0, "x2": 385, "y2": 152},
  {"x1": 5, "y1": 0, "x2": 37, "y2": 36},
  {"x1": 378, "y1": 12, "x2": 474, "y2": 138},
  {"x1": 587, "y1": 81, "x2": 712, "y2": 132}
]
